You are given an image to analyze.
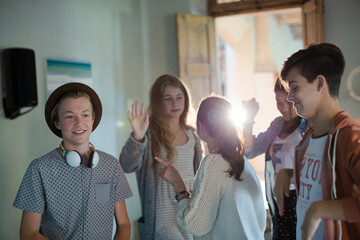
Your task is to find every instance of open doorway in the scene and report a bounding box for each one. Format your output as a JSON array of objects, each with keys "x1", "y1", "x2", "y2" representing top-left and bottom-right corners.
[
  {"x1": 177, "y1": 1, "x2": 323, "y2": 110},
  {"x1": 215, "y1": 6, "x2": 303, "y2": 199},
  {"x1": 176, "y1": 2, "x2": 322, "y2": 238},
  {"x1": 215, "y1": 8, "x2": 304, "y2": 239}
]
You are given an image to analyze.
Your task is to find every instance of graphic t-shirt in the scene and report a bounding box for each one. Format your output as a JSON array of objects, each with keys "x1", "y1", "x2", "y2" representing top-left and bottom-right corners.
[
  {"x1": 270, "y1": 127, "x2": 302, "y2": 190},
  {"x1": 296, "y1": 133, "x2": 327, "y2": 240}
]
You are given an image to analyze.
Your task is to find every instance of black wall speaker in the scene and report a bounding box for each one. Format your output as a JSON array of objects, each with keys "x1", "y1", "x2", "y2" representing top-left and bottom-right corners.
[{"x1": 1, "y1": 48, "x2": 38, "y2": 119}]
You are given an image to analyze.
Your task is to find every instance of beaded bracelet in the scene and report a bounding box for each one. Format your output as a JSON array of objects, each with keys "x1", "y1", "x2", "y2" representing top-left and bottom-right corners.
[{"x1": 174, "y1": 190, "x2": 190, "y2": 203}]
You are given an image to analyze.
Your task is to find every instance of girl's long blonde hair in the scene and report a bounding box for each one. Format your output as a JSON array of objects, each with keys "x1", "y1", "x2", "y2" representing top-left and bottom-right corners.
[{"x1": 148, "y1": 74, "x2": 193, "y2": 168}]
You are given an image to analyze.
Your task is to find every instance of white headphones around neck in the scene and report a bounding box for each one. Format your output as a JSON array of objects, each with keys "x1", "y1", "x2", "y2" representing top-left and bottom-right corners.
[{"x1": 59, "y1": 142, "x2": 99, "y2": 168}]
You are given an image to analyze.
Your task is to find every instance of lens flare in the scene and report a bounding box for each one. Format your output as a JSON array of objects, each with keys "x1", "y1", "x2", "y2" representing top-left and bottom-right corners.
[
  {"x1": 116, "y1": 120, "x2": 125, "y2": 127},
  {"x1": 229, "y1": 105, "x2": 247, "y2": 127}
]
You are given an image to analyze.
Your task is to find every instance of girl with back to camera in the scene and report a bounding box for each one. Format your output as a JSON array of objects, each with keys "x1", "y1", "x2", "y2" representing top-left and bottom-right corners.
[
  {"x1": 119, "y1": 74, "x2": 203, "y2": 240},
  {"x1": 155, "y1": 96, "x2": 266, "y2": 239}
]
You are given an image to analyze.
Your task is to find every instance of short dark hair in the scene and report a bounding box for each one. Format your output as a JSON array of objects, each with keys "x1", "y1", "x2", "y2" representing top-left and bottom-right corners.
[{"x1": 280, "y1": 43, "x2": 345, "y2": 97}]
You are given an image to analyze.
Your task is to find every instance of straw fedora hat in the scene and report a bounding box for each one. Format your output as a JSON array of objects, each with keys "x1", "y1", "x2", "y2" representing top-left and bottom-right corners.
[{"x1": 45, "y1": 82, "x2": 102, "y2": 138}]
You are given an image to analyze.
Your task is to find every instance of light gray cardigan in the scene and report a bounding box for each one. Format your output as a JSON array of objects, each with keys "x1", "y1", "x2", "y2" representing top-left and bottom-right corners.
[{"x1": 119, "y1": 130, "x2": 203, "y2": 240}]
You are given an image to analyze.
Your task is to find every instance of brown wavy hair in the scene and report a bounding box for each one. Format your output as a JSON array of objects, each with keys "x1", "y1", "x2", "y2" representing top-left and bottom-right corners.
[
  {"x1": 197, "y1": 96, "x2": 244, "y2": 181},
  {"x1": 149, "y1": 74, "x2": 193, "y2": 168}
]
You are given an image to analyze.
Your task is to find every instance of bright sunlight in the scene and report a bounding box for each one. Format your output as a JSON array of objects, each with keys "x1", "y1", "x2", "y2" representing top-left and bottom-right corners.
[{"x1": 229, "y1": 105, "x2": 247, "y2": 127}]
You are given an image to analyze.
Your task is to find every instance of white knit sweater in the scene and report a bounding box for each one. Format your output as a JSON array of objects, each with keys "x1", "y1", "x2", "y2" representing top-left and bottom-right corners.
[{"x1": 177, "y1": 154, "x2": 266, "y2": 239}]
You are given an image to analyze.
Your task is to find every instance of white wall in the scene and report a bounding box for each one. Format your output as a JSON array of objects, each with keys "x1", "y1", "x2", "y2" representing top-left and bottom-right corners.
[
  {"x1": 324, "y1": 0, "x2": 360, "y2": 118},
  {"x1": 0, "y1": 1, "x2": 123, "y2": 238},
  {"x1": 0, "y1": 0, "x2": 206, "y2": 239}
]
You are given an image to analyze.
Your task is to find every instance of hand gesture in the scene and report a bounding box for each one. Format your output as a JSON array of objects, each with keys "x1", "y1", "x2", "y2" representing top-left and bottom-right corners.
[
  {"x1": 273, "y1": 169, "x2": 292, "y2": 217},
  {"x1": 155, "y1": 157, "x2": 186, "y2": 193},
  {"x1": 242, "y1": 98, "x2": 259, "y2": 123},
  {"x1": 127, "y1": 101, "x2": 149, "y2": 141}
]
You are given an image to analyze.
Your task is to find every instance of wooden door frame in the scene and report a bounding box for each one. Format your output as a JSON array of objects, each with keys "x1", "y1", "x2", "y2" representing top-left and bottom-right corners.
[
  {"x1": 208, "y1": 0, "x2": 306, "y2": 17},
  {"x1": 176, "y1": 13, "x2": 219, "y2": 107},
  {"x1": 207, "y1": 0, "x2": 324, "y2": 45}
]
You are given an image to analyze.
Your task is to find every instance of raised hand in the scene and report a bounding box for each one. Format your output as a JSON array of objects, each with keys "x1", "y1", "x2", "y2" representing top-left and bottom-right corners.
[
  {"x1": 242, "y1": 98, "x2": 259, "y2": 124},
  {"x1": 127, "y1": 101, "x2": 149, "y2": 141},
  {"x1": 155, "y1": 157, "x2": 186, "y2": 193}
]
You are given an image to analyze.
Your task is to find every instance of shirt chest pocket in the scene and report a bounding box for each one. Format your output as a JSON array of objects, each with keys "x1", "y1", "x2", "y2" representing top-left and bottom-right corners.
[{"x1": 95, "y1": 183, "x2": 110, "y2": 204}]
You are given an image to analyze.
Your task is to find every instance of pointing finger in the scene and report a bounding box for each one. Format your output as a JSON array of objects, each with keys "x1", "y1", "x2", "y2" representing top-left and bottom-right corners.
[{"x1": 155, "y1": 157, "x2": 169, "y2": 167}]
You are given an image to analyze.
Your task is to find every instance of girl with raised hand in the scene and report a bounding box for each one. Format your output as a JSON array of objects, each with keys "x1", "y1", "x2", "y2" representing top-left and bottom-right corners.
[
  {"x1": 155, "y1": 96, "x2": 266, "y2": 239},
  {"x1": 119, "y1": 74, "x2": 203, "y2": 240},
  {"x1": 242, "y1": 78, "x2": 308, "y2": 240}
]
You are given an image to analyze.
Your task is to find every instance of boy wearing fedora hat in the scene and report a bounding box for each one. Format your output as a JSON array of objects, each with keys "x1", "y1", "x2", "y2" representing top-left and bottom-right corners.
[{"x1": 13, "y1": 82, "x2": 133, "y2": 239}]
